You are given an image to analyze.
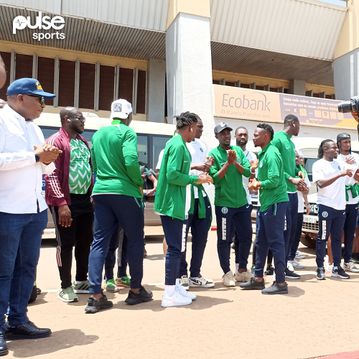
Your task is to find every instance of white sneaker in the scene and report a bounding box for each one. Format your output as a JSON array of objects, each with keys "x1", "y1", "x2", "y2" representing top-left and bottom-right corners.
[
  {"x1": 189, "y1": 276, "x2": 215, "y2": 288},
  {"x1": 288, "y1": 259, "x2": 304, "y2": 270},
  {"x1": 324, "y1": 255, "x2": 333, "y2": 273},
  {"x1": 179, "y1": 275, "x2": 189, "y2": 290},
  {"x1": 344, "y1": 262, "x2": 359, "y2": 273},
  {"x1": 175, "y1": 279, "x2": 197, "y2": 300},
  {"x1": 161, "y1": 289, "x2": 192, "y2": 307},
  {"x1": 223, "y1": 271, "x2": 236, "y2": 287},
  {"x1": 234, "y1": 271, "x2": 252, "y2": 282},
  {"x1": 287, "y1": 261, "x2": 295, "y2": 272}
]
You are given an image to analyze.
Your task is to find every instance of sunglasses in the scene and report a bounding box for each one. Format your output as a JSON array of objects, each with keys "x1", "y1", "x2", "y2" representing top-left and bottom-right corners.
[{"x1": 25, "y1": 94, "x2": 46, "y2": 105}]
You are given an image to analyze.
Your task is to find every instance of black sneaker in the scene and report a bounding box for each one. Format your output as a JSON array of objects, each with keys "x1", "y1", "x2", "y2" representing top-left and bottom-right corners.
[
  {"x1": 262, "y1": 281, "x2": 288, "y2": 295},
  {"x1": 125, "y1": 286, "x2": 153, "y2": 305},
  {"x1": 316, "y1": 267, "x2": 326, "y2": 280},
  {"x1": 85, "y1": 295, "x2": 113, "y2": 314},
  {"x1": 285, "y1": 269, "x2": 301, "y2": 279},
  {"x1": 264, "y1": 266, "x2": 274, "y2": 275},
  {"x1": 332, "y1": 266, "x2": 350, "y2": 280},
  {"x1": 239, "y1": 277, "x2": 265, "y2": 290},
  {"x1": 0, "y1": 331, "x2": 8, "y2": 356}
]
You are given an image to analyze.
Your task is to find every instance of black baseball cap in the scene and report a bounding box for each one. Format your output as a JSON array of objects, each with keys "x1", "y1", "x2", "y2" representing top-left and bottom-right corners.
[
  {"x1": 337, "y1": 133, "x2": 351, "y2": 142},
  {"x1": 214, "y1": 122, "x2": 233, "y2": 134}
]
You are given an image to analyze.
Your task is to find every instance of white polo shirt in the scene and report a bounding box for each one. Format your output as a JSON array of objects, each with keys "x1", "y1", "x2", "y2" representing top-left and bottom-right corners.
[
  {"x1": 0, "y1": 104, "x2": 48, "y2": 214},
  {"x1": 312, "y1": 158, "x2": 346, "y2": 211},
  {"x1": 186, "y1": 138, "x2": 208, "y2": 198},
  {"x1": 242, "y1": 149, "x2": 257, "y2": 205}
]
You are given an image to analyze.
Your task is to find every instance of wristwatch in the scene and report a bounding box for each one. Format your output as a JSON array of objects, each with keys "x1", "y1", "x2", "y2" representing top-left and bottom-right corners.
[{"x1": 35, "y1": 154, "x2": 40, "y2": 162}]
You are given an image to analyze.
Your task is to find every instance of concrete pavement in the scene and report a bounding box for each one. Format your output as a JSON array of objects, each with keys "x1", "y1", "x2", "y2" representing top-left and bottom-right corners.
[{"x1": 5, "y1": 229, "x2": 359, "y2": 359}]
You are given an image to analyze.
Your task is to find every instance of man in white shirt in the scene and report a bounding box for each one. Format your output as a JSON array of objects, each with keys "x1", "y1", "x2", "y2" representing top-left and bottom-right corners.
[
  {"x1": 0, "y1": 78, "x2": 60, "y2": 354},
  {"x1": 179, "y1": 113, "x2": 214, "y2": 288},
  {"x1": 336, "y1": 133, "x2": 359, "y2": 272},
  {"x1": 312, "y1": 139, "x2": 352, "y2": 280}
]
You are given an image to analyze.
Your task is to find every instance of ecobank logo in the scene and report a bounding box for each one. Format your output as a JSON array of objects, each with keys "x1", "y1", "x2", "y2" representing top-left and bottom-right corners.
[{"x1": 12, "y1": 11, "x2": 65, "y2": 41}]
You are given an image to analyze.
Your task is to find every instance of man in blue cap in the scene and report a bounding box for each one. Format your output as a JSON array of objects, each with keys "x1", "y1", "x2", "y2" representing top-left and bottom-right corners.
[{"x1": 0, "y1": 78, "x2": 61, "y2": 356}]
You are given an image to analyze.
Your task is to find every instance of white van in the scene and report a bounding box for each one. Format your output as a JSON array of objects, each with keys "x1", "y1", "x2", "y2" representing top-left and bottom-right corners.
[{"x1": 36, "y1": 112, "x2": 175, "y2": 233}]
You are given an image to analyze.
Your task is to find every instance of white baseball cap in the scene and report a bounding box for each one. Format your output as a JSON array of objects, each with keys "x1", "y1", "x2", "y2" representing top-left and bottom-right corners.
[{"x1": 110, "y1": 99, "x2": 133, "y2": 120}]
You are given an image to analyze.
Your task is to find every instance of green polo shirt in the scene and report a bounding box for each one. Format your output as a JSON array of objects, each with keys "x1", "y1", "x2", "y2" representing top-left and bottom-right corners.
[
  {"x1": 272, "y1": 131, "x2": 297, "y2": 192},
  {"x1": 91, "y1": 120, "x2": 143, "y2": 198},
  {"x1": 154, "y1": 134, "x2": 198, "y2": 220},
  {"x1": 257, "y1": 142, "x2": 288, "y2": 212},
  {"x1": 208, "y1": 145, "x2": 250, "y2": 208}
]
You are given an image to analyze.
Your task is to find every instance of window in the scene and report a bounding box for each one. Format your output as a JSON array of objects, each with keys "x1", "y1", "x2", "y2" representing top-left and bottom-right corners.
[
  {"x1": 38, "y1": 57, "x2": 55, "y2": 106},
  {"x1": 15, "y1": 54, "x2": 32, "y2": 79},
  {"x1": 137, "y1": 134, "x2": 148, "y2": 166},
  {"x1": 151, "y1": 135, "x2": 169, "y2": 170},
  {"x1": 79, "y1": 63, "x2": 95, "y2": 109},
  {"x1": 118, "y1": 68, "x2": 133, "y2": 103},
  {"x1": 137, "y1": 133, "x2": 171, "y2": 169},
  {"x1": 99, "y1": 65, "x2": 114, "y2": 111},
  {"x1": 137, "y1": 70, "x2": 146, "y2": 114},
  {"x1": 59, "y1": 60, "x2": 75, "y2": 107}
]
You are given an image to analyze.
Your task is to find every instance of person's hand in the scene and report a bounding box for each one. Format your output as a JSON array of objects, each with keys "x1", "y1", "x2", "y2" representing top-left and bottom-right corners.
[
  {"x1": 144, "y1": 188, "x2": 156, "y2": 197},
  {"x1": 297, "y1": 171, "x2": 305, "y2": 179},
  {"x1": 196, "y1": 173, "x2": 213, "y2": 185},
  {"x1": 34, "y1": 144, "x2": 62, "y2": 164},
  {"x1": 248, "y1": 178, "x2": 260, "y2": 190},
  {"x1": 345, "y1": 155, "x2": 356, "y2": 165},
  {"x1": 227, "y1": 150, "x2": 237, "y2": 165},
  {"x1": 341, "y1": 169, "x2": 353, "y2": 177},
  {"x1": 290, "y1": 177, "x2": 305, "y2": 186},
  {"x1": 296, "y1": 182, "x2": 308, "y2": 192},
  {"x1": 250, "y1": 159, "x2": 258, "y2": 169},
  {"x1": 58, "y1": 205, "x2": 72, "y2": 227},
  {"x1": 305, "y1": 202, "x2": 311, "y2": 215},
  {"x1": 205, "y1": 157, "x2": 214, "y2": 167}
]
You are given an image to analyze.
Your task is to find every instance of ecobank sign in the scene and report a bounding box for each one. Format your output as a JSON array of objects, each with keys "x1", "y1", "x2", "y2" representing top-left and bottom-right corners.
[
  {"x1": 12, "y1": 11, "x2": 65, "y2": 41},
  {"x1": 213, "y1": 84, "x2": 357, "y2": 130}
]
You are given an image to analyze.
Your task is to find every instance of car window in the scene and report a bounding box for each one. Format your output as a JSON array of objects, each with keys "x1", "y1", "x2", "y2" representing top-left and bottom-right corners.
[
  {"x1": 137, "y1": 134, "x2": 148, "y2": 166},
  {"x1": 304, "y1": 157, "x2": 316, "y2": 182}
]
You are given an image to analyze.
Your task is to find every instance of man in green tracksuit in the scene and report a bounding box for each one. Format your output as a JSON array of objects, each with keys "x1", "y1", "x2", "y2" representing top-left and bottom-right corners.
[
  {"x1": 85, "y1": 99, "x2": 153, "y2": 314},
  {"x1": 155, "y1": 112, "x2": 212, "y2": 308},
  {"x1": 208, "y1": 122, "x2": 251, "y2": 287},
  {"x1": 271, "y1": 114, "x2": 305, "y2": 279},
  {"x1": 240, "y1": 123, "x2": 289, "y2": 294}
]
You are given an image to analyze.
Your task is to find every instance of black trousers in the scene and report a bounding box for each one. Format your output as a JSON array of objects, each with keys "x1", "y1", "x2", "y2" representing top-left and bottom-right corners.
[{"x1": 51, "y1": 194, "x2": 93, "y2": 289}]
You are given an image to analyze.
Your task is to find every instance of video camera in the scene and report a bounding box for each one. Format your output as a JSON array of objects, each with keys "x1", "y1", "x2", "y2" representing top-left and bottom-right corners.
[{"x1": 338, "y1": 96, "x2": 359, "y2": 113}]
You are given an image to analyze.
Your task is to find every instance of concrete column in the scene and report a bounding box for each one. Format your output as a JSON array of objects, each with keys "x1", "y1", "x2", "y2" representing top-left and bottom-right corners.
[
  {"x1": 289, "y1": 79, "x2": 305, "y2": 96},
  {"x1": 333, "y1": 49, "x2": 359, "y2": 100},
  {"x1": 166, "y1": 0, "x2": 215, "y2": 147},
  {"x1": 148, "y1": 59, "x2": 165, "y2": 123},
  {"x1": 333, "y1": 0, "x2": 359, "y2": 100}
]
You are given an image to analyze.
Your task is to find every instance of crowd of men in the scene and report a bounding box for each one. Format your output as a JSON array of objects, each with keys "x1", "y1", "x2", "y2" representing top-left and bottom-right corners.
[{"x1": 0, "y1": 72, "x2": 359, "y2": 356}]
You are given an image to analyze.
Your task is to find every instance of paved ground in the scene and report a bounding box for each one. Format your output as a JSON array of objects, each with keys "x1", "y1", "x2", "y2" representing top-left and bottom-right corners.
[{"x1": 5, "y1": 228, "x2": 359, "y2": 359}]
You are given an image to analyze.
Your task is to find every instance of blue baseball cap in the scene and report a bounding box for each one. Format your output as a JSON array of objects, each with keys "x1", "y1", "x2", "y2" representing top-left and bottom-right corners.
[{"x1": 7, "y1": 78, "x2": 55, "y2": 98}]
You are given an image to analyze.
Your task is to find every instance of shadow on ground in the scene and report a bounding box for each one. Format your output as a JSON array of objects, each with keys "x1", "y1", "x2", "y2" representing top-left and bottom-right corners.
[{"x1": 7, "y1": 329, "x2": 98, "y2": 358}]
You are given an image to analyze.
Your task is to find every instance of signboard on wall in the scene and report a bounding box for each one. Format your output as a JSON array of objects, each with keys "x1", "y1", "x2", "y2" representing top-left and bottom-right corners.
[{"x1": 213, "y1": 85, "x2": 357, "y2": 130}]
